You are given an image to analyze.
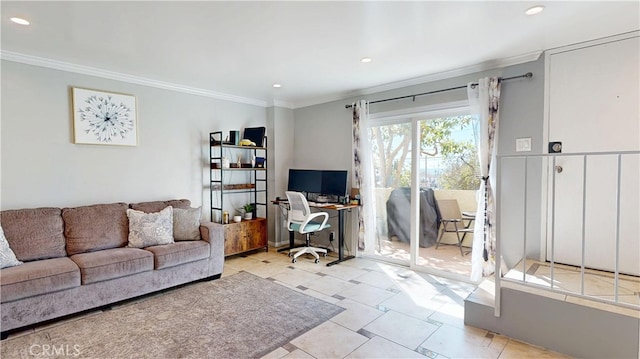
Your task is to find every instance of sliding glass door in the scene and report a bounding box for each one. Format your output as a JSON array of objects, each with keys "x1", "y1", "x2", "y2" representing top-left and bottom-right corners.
[
  {"x1": 362, "y1": 103, "x2": 476, "y2": 280},
  {"x1": 365, "y1": 119, "x2": 413, "y2": 266},
  {"x1": 414, "y1": 115, "x2": 477, "y2": 277}
]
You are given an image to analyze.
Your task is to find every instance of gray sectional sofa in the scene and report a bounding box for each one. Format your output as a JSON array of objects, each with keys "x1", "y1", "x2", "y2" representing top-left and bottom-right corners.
[{"x1": 0, "y1": 199, "x2": 224, "y2": 334}]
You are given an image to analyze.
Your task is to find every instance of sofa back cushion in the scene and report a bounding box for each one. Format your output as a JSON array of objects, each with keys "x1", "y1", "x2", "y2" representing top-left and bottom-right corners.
[
  {"x1": 129, "y1": 199, "x2": 191, "y2": 213},
  {"x1": 0, "y1": 207, "x2": 66, "y2": 261},
  {"x1": 63, "y1": 203, "x2": 129, "y2": 255}
]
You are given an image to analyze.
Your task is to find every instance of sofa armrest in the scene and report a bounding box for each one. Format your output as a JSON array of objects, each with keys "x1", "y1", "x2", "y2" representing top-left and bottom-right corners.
[{"x1": 199, "y1": 221, "x2": 224, "y2": 276}]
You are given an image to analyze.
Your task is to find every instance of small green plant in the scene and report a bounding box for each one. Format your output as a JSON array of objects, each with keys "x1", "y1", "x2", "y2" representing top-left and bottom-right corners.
[{"x1": 242, "y1": 203, "x2": 254, "y2": 213}]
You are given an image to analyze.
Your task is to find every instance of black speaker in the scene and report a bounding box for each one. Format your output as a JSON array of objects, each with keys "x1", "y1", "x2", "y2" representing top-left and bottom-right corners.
[{"x1": 229, "y1": 130, "x2": 240, "y2": 145}]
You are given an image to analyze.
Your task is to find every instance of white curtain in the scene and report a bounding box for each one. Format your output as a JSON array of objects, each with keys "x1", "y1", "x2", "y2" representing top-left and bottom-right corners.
[
  {"x1": 352, "y1": 100, "x2": 375, "y2": 251},
  {"x1": 467, "y1": 77, "x2": 501, "y2": 281}
]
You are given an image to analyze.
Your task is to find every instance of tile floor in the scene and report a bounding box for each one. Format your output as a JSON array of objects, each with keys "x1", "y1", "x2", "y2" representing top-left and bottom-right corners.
[
  {"x1": 224, "y1": 248, "x2": 572, "y2": 359},
  {"x1": 375, "y1": 237, "x2": 472, "y2": 277},
  {"x1": 502, "y1": 259, "x2": 640, "y2": 317}
]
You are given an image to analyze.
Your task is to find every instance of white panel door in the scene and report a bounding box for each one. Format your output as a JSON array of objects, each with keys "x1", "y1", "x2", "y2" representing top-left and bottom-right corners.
[
  {"x1": 548, "y1": 155, "x2": 584, "y2": 268},
  {"x1": 546, "y1": 34, "x2": 640, "y2": 276},
  {"x1": 548, "y1": 36, "x2": 639, "y2": 153}
]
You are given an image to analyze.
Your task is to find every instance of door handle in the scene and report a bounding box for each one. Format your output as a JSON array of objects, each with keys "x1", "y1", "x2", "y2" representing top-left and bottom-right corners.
[{"x1": 555, "y1": 165, "x2": 563, "y2": 173}]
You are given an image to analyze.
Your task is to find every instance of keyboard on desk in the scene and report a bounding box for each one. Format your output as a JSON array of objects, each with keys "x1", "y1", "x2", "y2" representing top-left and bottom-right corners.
[{"x1": 308, "y1": 202, "x2": 335, "y2": 207}]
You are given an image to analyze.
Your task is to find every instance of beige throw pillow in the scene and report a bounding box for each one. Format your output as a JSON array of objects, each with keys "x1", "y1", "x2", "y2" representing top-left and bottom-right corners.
[
  {"x1": 173, "y1": 207, "x2": 201, "y2": 241},
  {"x1": 127, "y1": 206, "x2": 174, "y2": 248},
  {"x1": 0, "y1": 226, "x2": 23, "y2": 269}
]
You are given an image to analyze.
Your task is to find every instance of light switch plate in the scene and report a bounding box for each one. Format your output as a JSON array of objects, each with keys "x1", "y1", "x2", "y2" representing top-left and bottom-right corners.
[{"x1": 516, "y1": 137, "x2": 532, "y2": 152}]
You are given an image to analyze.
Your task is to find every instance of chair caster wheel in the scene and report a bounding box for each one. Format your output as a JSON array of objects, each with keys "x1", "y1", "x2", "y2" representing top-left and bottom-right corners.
[
  {"x1": 314, "y1": 258, "x2": 320, "y2": 264},
  {"x1": 292, "y1": 258, "x2": 297, "y2": 263},
  {"x1": 322, "y1": 253, "x2": 327, "y2": 257},
  {"x1": 288, "y1": 252, "x2": 293, "y2": 257}
]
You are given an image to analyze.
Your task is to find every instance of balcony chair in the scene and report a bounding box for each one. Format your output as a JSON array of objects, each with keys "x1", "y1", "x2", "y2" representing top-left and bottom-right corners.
[{"x1": 435, "y1": 199, "x2": 474, "y2": 256}]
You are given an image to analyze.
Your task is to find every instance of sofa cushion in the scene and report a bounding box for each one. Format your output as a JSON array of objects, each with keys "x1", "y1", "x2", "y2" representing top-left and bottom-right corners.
[
  {"x1": 70, "y1": 248, "x2": 153, "y2": 285},
  {"x1": 173, "y1": 207, "x2": 202, "y2": 241},
  {"x1": 0, "y1": 226, "x2": 23, "y2": 269},
  {"x1": 127, "y1": 207, "x2": 174, "y2": 248},
  {"x1": 145, "y1": 241, "x2": 210, "y2": 269},
  {"x1": 63, "y1": 203, "x2": 129, "y2": 256},
  {"x1": 0, "y1": 257, "x2": 80, "y2": 303},
  {"x1": 0, "y1": 207, "x2": 66, "y2": 261},
  {"x1": 129, "y1": 199, "x2": 191, "y2": 213}
]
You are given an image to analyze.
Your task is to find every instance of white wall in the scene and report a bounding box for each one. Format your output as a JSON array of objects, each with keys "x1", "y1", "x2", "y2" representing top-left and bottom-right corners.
[
  {"x1": 267, "y1": 106, "x2": 295, "y2": 246},
  {"x1": 1, "y1": 60, "x2": 266, "y2": 221},
  {"x1": 292, "y1": 104, "x2": 353, "y2": 172}
]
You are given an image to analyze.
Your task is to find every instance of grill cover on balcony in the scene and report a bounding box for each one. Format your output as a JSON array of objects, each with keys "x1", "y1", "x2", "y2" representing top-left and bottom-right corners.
[{"x1": 386, "y1": 187, "x2": 440, "y2": 248}]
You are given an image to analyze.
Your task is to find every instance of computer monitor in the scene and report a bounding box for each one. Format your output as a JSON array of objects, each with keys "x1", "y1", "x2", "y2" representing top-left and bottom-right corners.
[
  {"x1": 321, "y1": 170, "x2": 348, "y2": 197},
  {"x1": 242, "y1": 126, "x2": 266, "y2": 147},
  {"x1": 287, "y1": 169, "x2": 322, "y2": 194}
]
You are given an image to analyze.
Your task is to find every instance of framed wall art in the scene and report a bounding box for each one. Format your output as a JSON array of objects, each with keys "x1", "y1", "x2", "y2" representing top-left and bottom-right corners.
[{"x1": 72, "y1": 87, "x2": 138, "y2": 146}]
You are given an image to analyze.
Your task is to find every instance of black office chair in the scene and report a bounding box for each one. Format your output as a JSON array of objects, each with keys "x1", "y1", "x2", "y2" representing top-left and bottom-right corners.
[{"x1": 285, "y1": 191, "x2": 330, "y2": 263}]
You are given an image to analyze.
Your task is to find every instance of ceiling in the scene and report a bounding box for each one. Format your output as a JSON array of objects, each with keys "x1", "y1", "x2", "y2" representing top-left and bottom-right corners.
[{"x1": 2, "y1": 1, "x2": 639, "y2": 109}]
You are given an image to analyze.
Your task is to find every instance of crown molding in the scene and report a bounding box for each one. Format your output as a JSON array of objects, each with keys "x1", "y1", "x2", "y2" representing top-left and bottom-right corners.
[
  {"x1": 267, "y1": 99, "x2": 294, "y2": 109},
  {"x1": 2, "y1": 49, "x2": 543, "y2": 110},
  {"x1": 0, "y1": 51, "x2": 268, "y2": 107},
  {"x1": 292, "y1": 50, "x2": 543, "y2": 109},
  {"x1": 351, "y1": 51, "x2": 543, "y2": 97},
  {"x1": 292, "y1": 92, "x2": 357, "y2": 110}
]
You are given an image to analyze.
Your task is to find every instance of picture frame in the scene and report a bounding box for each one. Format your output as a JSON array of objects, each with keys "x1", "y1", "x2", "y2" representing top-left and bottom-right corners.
[{"x1": 72, "y1": 87, "x2": 138, "y2": 146}]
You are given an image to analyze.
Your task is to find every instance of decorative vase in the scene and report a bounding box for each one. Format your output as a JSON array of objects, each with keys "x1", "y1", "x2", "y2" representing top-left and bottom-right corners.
[{"x1": 244, "y1": 212, "x2": 253, "y2": 220}]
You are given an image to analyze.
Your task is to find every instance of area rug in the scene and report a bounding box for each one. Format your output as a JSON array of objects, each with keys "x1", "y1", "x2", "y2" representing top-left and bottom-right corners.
[{"x1": 0, "y1": 271, "x2": 344, "y2": 358}]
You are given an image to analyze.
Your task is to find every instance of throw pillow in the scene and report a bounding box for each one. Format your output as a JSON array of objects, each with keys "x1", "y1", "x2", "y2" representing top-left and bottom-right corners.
[
  {"x1": 127, "y1": 206, "x2": 174, "y2": 248},
  {"x1": 173, "y1": 206, "x2": 202, "y2": 241},
  {"x1": 0, "y1": 226, "x2": 23, "y2": 269}
]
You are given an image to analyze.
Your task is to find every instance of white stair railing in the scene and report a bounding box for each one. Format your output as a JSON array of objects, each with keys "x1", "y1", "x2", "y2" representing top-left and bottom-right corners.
[{"x1": 495, "y1": 151, "x2": 640, "y2": 316}]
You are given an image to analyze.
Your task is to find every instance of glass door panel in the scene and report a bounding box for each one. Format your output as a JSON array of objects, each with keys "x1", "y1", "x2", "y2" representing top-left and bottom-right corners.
[
  {"x1": 414, "y1": 116, "x2": 477, "y2": 277},
  {"x1": 365, "y1": 120, "x2": 412, "y2": 266}
]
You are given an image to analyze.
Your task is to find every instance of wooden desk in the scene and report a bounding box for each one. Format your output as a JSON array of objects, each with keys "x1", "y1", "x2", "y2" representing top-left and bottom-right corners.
[{"x1": 273, "y1": 200, "x2": 358, "y2": 266}]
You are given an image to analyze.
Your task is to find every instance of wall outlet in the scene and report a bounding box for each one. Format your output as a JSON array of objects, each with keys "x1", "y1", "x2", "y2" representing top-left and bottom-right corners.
[{"x1": 329, "y1": 232, "x2": 335, "y2": 242}]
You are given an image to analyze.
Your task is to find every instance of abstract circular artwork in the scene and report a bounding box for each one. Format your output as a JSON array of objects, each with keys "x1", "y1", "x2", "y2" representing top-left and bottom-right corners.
[{"x1": 72, "y1": 87, "x2": 137, "y2": 146}]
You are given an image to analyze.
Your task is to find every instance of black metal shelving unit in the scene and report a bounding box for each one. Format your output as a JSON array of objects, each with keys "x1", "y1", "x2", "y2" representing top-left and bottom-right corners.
[{"x1": 209, "y1": 131, "x2": 267, "y2": 224}]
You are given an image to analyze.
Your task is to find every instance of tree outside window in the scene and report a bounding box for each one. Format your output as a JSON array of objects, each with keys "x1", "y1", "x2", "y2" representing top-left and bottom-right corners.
[{"x1": 369, "y1": 116, "x2": 479, "y2": 190}]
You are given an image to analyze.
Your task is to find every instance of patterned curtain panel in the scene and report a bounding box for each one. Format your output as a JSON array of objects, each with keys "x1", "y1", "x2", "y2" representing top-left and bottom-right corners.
[
  {"x1": 467, "y1": 77, "x2": 501, "y2": 281},
  {"x1": 352, "y1": 100, "x2": 369, "y2": 250}
]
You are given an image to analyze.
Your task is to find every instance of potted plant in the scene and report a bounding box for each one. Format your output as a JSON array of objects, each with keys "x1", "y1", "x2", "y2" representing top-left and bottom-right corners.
[{"x1": 242, "y1": 203, "x2": 254, "y2": 220}]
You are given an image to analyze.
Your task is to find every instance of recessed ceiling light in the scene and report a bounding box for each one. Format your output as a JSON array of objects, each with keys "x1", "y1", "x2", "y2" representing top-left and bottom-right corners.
[
  {"x1": 10, "y1": 17, "x2": 30, "y2": 25},
  {"x1": 525, "y1": 5, "x2": 545, "y2": 16},
  {"x1": 361, "y1": 57, "x2": 372, "y2": 63},
  {"x1": 272, "y1": 83, "x2": 282, "y2": 88}
]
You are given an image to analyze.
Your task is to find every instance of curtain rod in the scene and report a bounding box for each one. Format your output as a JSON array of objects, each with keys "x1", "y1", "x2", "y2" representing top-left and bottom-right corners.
[{"x1": 344, "y1": 72, "x2": 533, "y2": 109}]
